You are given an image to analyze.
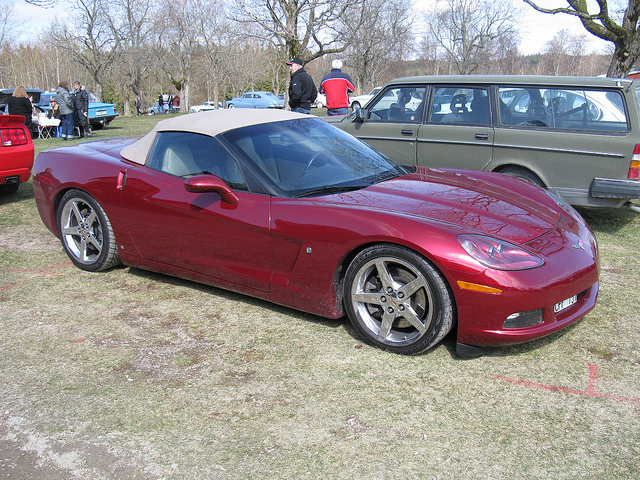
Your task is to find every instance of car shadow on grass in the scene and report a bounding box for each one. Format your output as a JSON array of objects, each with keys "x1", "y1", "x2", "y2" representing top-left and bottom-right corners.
[
  {"x1": 577, "y1": 204, "x2": 639, "y2": 234},
  {"x1": 0, "y1": 182, "x2": 34, "y2": 206},
  {"x1": 126, "y1": 265, "x2": 581, "y2": 360},
  {"x1": 125, "y1": 265, "x2": 346, "y2": 327},
  {"x1": 440, "y1": 318, "x2": 585, "y2": 360}
]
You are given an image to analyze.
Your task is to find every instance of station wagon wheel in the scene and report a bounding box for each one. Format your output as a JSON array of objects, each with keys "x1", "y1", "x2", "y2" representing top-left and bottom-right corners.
[
  {"x1": 57, "y1": 189, "x2": 121, "y2": 272},
  {"x1": 344, "y1": 245, "x2": 454, "y2": 355}
]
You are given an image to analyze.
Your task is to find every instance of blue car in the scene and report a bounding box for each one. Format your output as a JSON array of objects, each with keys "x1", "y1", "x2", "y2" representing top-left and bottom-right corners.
[
  {"x1": 38, "y1": 91, "x2": 118, "y2": 129},
  {"x1": 225, "y1": 91, "x2": 284, "y2": 109}
]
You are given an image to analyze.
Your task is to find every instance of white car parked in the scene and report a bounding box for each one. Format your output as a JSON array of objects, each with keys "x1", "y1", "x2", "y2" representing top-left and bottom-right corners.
[
  {"x1": 312, "y1": 93, "x2": 326, "y2": 108},
  {"x1": 349, "y1": 87, "x2": 381, "y2": 111},
  {"x1": 190, "y1": 101, "x2": 221, "y2": 113}
]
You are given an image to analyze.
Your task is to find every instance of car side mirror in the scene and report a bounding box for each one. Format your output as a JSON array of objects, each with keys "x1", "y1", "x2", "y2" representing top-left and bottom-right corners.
[
  {"x1": 184, "y1": 175, "x2": 239, "y2": 204},
  {"x1": 355, "y1": 108, "x2": 366, "y2": 123}
]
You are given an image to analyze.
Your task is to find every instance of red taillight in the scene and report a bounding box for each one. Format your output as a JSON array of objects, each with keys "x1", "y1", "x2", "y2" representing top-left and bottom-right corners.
[
  {"x1": 0, "y1": 128, "x2": 29, "y2": 147},
  {"x1": 629, "y1": 144, "x2": 640, "y2": 180}
]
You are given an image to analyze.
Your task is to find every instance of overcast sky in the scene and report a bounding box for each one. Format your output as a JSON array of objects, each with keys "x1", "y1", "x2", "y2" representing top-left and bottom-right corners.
[{"x1": 8, "y1": 0, "x2": 611, "y2": 57}]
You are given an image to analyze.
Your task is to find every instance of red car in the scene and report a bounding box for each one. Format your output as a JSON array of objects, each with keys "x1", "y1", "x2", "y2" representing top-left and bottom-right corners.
[
  {"x1": 32, "y1": 110, "x2": 599, "y2": 356},
  {"x1": 0, "y1": 114, "x2": 34, "y2": 195}
]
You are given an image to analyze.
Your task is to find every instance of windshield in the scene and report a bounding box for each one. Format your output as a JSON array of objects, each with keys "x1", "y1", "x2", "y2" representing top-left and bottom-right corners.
[{"x1": 222, "y1": 117, "x2": 406, "y2": 198}]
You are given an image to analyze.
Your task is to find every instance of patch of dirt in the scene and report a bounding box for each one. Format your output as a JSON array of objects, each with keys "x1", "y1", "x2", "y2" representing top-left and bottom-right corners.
[
  {"x1": 0, "y1": 228, "x2": 60, "y2": 253},
  {"x1": 1, "y1": 417, "x2": 149, "y2": 480},
  {"x1": 103, "y1": 307, "x2": 227, "y2": 387}
]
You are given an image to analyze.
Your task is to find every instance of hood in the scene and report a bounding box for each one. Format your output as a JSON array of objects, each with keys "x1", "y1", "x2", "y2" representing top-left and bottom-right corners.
[{"x1": 328, "y1": 167, "x2": 562, "y2": 245}]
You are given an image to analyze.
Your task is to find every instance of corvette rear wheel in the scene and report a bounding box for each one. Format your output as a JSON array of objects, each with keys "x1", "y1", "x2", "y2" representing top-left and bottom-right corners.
[
  {"x1": 57, "y1": 189, "x2": 121, "y2": 272},
  {"x1": 344, "y1": 245, "x2": 454, "y2": 355}
]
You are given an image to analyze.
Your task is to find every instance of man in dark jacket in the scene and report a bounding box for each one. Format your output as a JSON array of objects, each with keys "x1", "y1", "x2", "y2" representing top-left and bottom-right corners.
[
  {"x1": 319, "y1": 59, "x2": 354, "y2": 116},
  {"x1": 72, "y1": 81, "x2": 91, "y2": 137},
  {"x1": 286, "y1": 57, "x2": 317, "y2": 114}
]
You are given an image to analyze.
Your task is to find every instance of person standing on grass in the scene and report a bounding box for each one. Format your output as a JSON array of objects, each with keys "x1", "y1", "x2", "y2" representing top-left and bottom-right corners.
[
  {"x1": 72, "y1": 81, "x2": 91, "y2": 138},
  {"x1": 286, "y1": 57, "x2": 317, "y2": 114},
  {"x1": 55, "y1": 81, "x2": 74, "y2": 141},
  {"x1": 7, "y1": 86, "x2": 34, "y2": 136},
  {"x1": 319, "y1": 59, "x2": 354, "y2": 116}
]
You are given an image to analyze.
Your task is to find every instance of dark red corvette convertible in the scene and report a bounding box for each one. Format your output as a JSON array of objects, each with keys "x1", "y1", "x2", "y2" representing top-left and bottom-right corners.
[{"x1": 33, "y1": 110, "x2": 599, "y2": 356}]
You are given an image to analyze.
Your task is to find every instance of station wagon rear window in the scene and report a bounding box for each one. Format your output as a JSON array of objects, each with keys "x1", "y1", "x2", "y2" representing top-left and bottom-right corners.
[{"x1": 498, "y1": 86, "x2": 628, "y2": 133}]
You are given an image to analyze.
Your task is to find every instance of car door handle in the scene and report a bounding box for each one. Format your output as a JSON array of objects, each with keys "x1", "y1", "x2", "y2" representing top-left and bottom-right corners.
[
  {"x1": 401, "y1": 129, "x2": 414, "y2": 136},
  {"x1": 475, "y1": 133, "x2": 490, "y2": 141}
]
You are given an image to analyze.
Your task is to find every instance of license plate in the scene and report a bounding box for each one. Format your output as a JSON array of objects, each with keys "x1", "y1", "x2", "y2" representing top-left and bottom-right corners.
[
  {"x1": 96, "y1": 110, "x2": 107, "y2": 116},
  {"x1": 554, "y1": 295, "x2": 577, "y2": 313}
]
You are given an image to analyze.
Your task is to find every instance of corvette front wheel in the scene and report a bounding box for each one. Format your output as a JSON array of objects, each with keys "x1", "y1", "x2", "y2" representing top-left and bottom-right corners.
[
  {"x1": 57, "y1": 189, "x2": 121, "y2": 272},
  {"x1": 344, "y1": 245, "x2": 454, "y2": 355}
]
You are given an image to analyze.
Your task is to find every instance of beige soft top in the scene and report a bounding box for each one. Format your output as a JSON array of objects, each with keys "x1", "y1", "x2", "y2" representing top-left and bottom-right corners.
[{"x1": 120, "y1": 109, "x2": 309, "y2": 164}]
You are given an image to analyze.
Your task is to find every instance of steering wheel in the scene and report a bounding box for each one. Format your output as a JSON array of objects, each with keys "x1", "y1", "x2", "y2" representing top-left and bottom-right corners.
[{"x1": 305, "y1": 151, "x2": 332, "y2": 171}]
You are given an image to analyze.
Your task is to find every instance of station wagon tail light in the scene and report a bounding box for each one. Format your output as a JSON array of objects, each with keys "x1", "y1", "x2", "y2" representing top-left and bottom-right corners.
[
  {"x1": 0, "y1": 128, "x2": 29, "y2": 147},
  {"x1": 458, "y1": 235, "x2": 544, "y2": 270},
  {"x1": 629, "y1": 145, "x2": 640, "y2": 180}
]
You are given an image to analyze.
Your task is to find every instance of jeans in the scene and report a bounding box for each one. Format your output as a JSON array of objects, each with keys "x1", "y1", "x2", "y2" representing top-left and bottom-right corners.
[
  {"x1": 60, "y1": 113, "x2": 74, "y2": 138},
  {"x1": 327, "y1": 107, "x2": 349, "y2": 116},
  {"x1": 292, "y1": 107, "x2": 311, "y2": 114}
]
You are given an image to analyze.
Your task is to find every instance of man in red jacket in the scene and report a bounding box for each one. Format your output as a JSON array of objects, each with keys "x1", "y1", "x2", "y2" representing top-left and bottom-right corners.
[{"x1": 319, "y1": 59, "x2": 355, "y2": 116}]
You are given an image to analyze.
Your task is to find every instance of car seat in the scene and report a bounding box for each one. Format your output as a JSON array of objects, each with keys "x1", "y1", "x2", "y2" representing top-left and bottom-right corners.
[
  {"x1": 162, "y1": 144, "x2": 199, "y2": 177},
  {"x1": 442, "y1": 94, "x2": 468, "y2": 123},
  {"x1": 468, "y1": 95, "x2": 490, "y2": 125}
]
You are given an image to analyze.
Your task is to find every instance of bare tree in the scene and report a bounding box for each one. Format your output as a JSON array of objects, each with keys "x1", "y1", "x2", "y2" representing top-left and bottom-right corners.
[
  {"x1": 0, "y1": 3, "x2": 21, "y2": 46},
  {"x1": 342, "y1": 0, "x2": 413, "y2": 93},
  {"x1": 23, "y1": 0, "x2": 57, "y2": 6},
  {"x1": 50, "y1": 0, "x2": 119, "y2": 99},
  {"x1": 231, "y1": 0, "x2": 362, "y2": 64},
  {"x1": 540, "y1": 29, "x2": 593, "y2": 75},
  {"x1": 110, "y1": 0, "x2": 155, "y2": 114},
  {"x1": 523, "y1": 0, "x2": 640, "y2": 77},
  {"x1": 425, "y1": 0, "x2": 518, "y2": 74},
  {"x1": 193, "y1": 0, "x2": 242, "y2": 108},
  {"x1": 150, "y1": 0, "x2": 204, "y2": 109}
]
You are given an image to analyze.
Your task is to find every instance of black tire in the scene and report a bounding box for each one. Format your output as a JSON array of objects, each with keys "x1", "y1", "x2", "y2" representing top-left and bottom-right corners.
[
  {"x1": 343, "y1": 244, "x2": 454, "y2": 355},
  {"x1": 351, "y1": 101, "x2": 361, "y2": 111},
  {"x1": 227, "y1": 103, "x2": 235, "y2": 109},
  {"x1": 57, "y1": 189, "x2": 121, "y2": 272},
  {"x1": 499, "y1": 167, "x2": 546, "y2": 189},
  {"x1": 0, "y1": 183, "x2": 20, "y2": 195}
]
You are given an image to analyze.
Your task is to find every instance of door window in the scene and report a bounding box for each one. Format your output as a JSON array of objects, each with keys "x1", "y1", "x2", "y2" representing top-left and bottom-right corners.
[
  {"x1": 429, "y1": 87, "x2": 491, "y2": 126},
  {"x1": 147, "y1": 131, "x2": 247, "y2": 189},
  {"x1": 498, "y1": 86, "x2": 629, "y2": 132},
  {"x1": 367, "y1": 87, "x2": 426, "y2": 123}
]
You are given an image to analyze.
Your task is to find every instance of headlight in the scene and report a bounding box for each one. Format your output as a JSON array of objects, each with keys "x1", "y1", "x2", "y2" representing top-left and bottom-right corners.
[{"x1": 458, "y1": 235, "x2": 544, "y2": 270}]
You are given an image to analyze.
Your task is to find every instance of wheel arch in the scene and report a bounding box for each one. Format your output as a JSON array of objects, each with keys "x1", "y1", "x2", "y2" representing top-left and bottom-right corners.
[
  {"x1": 51, "y1": 186, "x2": 118, "y2": 239},
  {"x1": 51, "y1": 186, "x2": 81, "y2": 237},
  {"x1": 334, "y1": 240, "x2": 458, "y2": 320},
  {"x1": 491, "y1": 163, "x2": 547, "y2": 189}
]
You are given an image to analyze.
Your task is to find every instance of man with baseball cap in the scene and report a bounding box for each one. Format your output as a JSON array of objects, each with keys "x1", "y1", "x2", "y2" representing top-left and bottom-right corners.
[{"x1": 286, "y1": 57, "x2": 317, "y2": 114}]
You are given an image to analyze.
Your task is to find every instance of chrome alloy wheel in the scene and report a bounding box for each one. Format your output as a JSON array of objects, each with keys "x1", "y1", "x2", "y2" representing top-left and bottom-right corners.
[
  {"x1": 350, "y1": 256, "x2": 434, "y2": 347},
  {"x1": 60, "y1": 198, "x2": 105, "y2": 266}
]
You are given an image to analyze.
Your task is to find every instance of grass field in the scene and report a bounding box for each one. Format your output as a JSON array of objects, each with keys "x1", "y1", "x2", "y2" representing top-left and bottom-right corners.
[{"x1": 1, "y1": 112, "x2": 639, "y2": 479}]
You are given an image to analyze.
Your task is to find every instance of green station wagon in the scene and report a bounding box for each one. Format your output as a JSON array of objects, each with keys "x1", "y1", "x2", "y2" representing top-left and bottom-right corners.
[{"x1": 328, "y1": 75, "x2": 640, "y2": 208}]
